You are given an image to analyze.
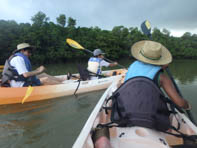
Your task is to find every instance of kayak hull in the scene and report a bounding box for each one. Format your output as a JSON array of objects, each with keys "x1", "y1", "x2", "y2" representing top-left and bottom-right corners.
[
  {"x1": 0, "y1": 69, "x2": 126, "y2": 105},
  {"x1": 73, "y1": 78, "x2": 197, "y2": 148}
]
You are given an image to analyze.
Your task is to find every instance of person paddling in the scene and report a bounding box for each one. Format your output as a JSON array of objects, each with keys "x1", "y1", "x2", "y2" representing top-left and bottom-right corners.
[
  {"x1": 125, "y1": 40, "x2": 190, "y2": 109},
  {"x1": 93, "y1": 40, "x2": 191, "y2": 148},
  {"x1": 87, "y1": 49, "x2": 118, "y2": 80},
  {"x1": 1, "y1": 43, "x2": 66, "y2": 87}
]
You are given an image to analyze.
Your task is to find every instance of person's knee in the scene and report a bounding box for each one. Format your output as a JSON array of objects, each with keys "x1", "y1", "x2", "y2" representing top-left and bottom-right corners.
[
  {"x1": 94, "y1": 137, "x2": 111, "y2": 148},
  {"x1": 39, "y1": 77, "x2": 48, "y2": 85},
  {"x1": 37, "y1": 73, "x2": 47, "y2": 78},
  {"x1": 92, "y1": 127, "x2": 111, "y2": 148}
]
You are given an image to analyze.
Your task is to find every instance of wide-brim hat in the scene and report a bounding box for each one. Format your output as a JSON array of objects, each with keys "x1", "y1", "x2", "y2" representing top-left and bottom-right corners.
[
  {"x1": 13, "y1": 43, "x2": 35, "y2": 53},
  {"x1": 131, "y1": 40, "x2": 172, "y2": 65}
]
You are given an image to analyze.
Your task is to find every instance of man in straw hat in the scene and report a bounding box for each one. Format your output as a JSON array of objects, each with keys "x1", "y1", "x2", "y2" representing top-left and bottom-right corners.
[
  {"x1": 2, "y1": 43, "x2": 66, "y2": 87},
  {"x1": 92, "y1": 40, "x2": 191, "y2": 148},
  {"x1": 125, "y1": 40, "x2": 190, "y2": 109}
]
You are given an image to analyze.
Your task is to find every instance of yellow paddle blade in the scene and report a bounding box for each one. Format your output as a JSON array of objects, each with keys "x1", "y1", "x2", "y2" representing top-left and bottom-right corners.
[
  {"x1": 145, "y1": 20, "x2": 151, "y2": 30},
  {"x1": 22, "y1": 86, "x2": 34, "y2": 104},
  {"x1": 66, "y1": 38, "x2": 85, "y2": 50}
]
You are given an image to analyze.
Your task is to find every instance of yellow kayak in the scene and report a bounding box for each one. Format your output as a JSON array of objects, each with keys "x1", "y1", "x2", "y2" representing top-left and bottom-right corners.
[{"x1": 0, "y1": 69, "x2": 126, "y2": 105}]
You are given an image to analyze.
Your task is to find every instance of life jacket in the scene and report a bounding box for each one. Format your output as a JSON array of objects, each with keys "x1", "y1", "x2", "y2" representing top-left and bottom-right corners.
[
  {"x1": 87, "y1": 57, "x2": 102, "y2": 75},
  {"x1": 125, "y1": 60, "x2": 162, "y2": 81},
  {"x1": 1, "y1": 53, "x2": 41, "y2": 87}
]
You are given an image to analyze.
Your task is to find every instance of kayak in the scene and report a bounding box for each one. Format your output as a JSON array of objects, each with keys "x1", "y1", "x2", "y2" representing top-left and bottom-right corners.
[
  {"x1": 0, "y1": 69, "x2": 126, "y2": 105},
  {"x1": 73, "y1": 79, "x2": 197, "y2": 148}
]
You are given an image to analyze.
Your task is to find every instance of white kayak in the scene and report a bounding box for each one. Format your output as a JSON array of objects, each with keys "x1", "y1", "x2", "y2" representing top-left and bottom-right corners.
[{"x1": 73, "y1": 78, "x2": 197, "y2": 148}]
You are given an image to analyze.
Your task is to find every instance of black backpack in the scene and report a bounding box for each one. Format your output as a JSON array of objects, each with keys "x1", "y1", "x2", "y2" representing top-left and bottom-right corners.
[{"x1": 107, "y1": 76, "x2": 171, "y2": 132}]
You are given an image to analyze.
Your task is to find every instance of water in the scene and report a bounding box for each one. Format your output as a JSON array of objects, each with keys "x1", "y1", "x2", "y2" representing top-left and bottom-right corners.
[
  {"x1": 0, "y1": 91, "x2": 105, "y2": 148},
  {"x1": 0, "y1": 59, "x2": 197, "y2": 148}
]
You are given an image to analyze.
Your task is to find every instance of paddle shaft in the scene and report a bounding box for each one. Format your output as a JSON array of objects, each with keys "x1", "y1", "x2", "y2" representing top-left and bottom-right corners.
[
  {"x1": 84, "y1": 49, "x2": 125, "y2": 69},
  {"x1": 66, "y1": 38, "x2": 126, "y2": 68},
  {"x1": 141, "y1": 21, "x2": 197, "y2": 125}
]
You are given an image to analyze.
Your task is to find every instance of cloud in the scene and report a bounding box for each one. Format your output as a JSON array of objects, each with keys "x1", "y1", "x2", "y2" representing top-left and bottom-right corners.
[{"x1": 0, "y1": 0, "x2": 197, "y2": 36}]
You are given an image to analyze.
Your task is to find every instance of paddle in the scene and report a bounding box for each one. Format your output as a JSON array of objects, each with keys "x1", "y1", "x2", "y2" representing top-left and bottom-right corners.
[
  {"x1": 22, "y1": 86, "x2": 34, "y2": 104},
  {"x1": 141, "y1": 20, "x2": 197, "y2": 125},
  {"x1": 66, "y1": 38, "x2": 126, "y2": 69}
]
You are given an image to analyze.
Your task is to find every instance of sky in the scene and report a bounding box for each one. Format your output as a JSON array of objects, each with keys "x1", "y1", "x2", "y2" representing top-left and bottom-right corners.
[{"x1": 0, "y1": 0, "x2": 197, "y2": 37}]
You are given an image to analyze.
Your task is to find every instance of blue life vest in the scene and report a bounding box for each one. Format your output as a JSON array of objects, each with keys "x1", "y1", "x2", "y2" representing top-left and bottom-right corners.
[
  {"x1": 125, "y1": 60, "x2": 162, "y2": 81},
  {"x1": 14, "y1": 53, "x2": 32, "y2": 71},
  {"x1": 87, "y1": 57, "x2": 102, "y2": 75},
  {"x1": 14, "y1": 53, "x2": 41, "y2": 86}
]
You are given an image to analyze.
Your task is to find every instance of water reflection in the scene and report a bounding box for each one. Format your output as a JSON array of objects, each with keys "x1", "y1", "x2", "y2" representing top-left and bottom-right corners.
[
  {"x1": 169, "y1": 60, "x2": 197, "y2": 84},
  {"x1": 0, "y1": 100, "x2": 56, "y2": 148},
  {"x1": 0, "y1": 91, "x2": 105, "y2": 148}
]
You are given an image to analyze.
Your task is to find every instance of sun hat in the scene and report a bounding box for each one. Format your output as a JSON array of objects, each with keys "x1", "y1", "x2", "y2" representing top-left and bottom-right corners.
[
  {"x1": 93, "y1": 49, "x2": 105, "y2": 56},
  {"x1": 131, "y1": 40, "x2": 172, "y2": 65},
  {"x1": 13, "y1": 43, "x2": 34, "y2": 53}
]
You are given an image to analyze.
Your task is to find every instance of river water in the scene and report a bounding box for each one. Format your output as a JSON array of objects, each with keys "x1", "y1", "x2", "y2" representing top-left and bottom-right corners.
[{"x1": 0, "y1": 59, "x2": 197, "y2": 148}]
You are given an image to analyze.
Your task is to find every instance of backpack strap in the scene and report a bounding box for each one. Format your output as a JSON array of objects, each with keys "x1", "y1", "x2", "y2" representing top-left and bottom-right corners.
[
  {"x1": 155, "y1": 95, "x2": 197, "y2": 142},
  {"x1": 153, "y1": 69, "x2": 163, "y2": 87},
  {"x1": 160, "y1": 95, "x2": 185, "y2": 114},
  {"x1": 163, "y1": 126, "x2": 197, "y2": 143},
  {"x1": 103, "y1": 92, "x2": 120, "y2": 115}
]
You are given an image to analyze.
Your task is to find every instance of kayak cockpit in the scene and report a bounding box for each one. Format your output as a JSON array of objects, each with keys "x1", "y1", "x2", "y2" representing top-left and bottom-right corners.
[{"x1": 89, "y1": 106, "x2": 197, "y2": 148}]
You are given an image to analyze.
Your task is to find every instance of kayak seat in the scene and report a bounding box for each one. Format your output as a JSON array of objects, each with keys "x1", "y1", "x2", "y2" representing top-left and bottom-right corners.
[
  {"x1": 112, "y1": 71, "x2": 117, "y2": 76},
  {"x1": 110, "y1": 127, "x2": 170, "y2": 148},
  {"x1": 77, "y1": 64, "x2": 90, "y2": 81}
]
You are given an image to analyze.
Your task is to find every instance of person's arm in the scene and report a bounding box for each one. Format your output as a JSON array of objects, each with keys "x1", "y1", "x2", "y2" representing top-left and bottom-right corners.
[
  {"x1": 160, "y1": 74, "x2": 190, "y2": 109},
  {"x1": 109, "y1": 62, "x2": 118, "y2": 67},
  {"x1": 23, "y1": 66, "x2": 45, "y2": 78},
  {"x1": 101, "y1": 60, "x2": 117, "y2": 67},
  {"x1": 10, "y1": 57, "x2": 45, "y2": 78}
]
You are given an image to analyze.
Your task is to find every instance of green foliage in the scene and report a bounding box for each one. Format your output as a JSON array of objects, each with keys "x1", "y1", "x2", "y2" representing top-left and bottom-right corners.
[
  {"x1": 31, "y1": 11, "x2": 49, "y2": 27},
  {"x1": 56, "y1": 14, "x2": 66, "y2": 27},
  {"x1": 0, "y1": 11, "x2": 197, "y2": 65},
  {"x1": 67, "y1": 17, "x2": 76, "y2": 28}
]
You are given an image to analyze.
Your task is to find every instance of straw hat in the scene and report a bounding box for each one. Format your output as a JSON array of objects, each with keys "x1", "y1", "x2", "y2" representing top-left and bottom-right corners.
[
  {"x1": 131, "y1": 40, "x2": 172, "y2": 65},
  {"x1": 13, "y1": 43, "x2": 34, "y2": 53}
]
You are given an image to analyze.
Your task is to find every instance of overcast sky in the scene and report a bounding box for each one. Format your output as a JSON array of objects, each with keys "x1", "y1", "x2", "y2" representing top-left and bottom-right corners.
[{"x1": 0, "y1": 0, "x2": 197, "y2": 37}]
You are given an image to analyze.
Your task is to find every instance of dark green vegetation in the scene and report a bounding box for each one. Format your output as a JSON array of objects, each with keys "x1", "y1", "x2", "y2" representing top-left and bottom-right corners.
[{"x1": 1, "y1": 11, "x2": 197, "y2": 64}]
